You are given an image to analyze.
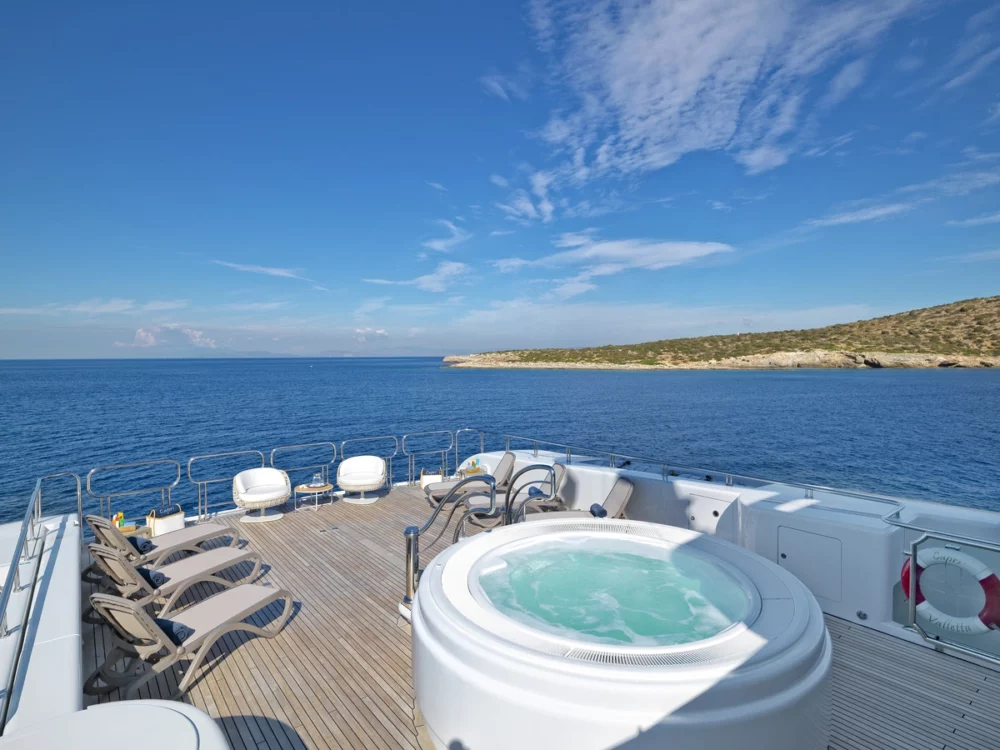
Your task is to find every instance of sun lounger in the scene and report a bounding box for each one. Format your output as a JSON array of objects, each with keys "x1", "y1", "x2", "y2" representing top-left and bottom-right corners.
[
  {"x1": 87, "y1": 542, "x2": 262, "y2": 615},
  {"x1": 524, "y1": 475, "x2": 634, "y2": 521},
  {"x1": 85, "y1": 514, "x2": 238, "y2": 569},
  {"x1": 85, "y1": 584, "x2": 293, "y2": 699},
  {"x1": 424, "y1": 451, "x2": 516, "y2": 504}
]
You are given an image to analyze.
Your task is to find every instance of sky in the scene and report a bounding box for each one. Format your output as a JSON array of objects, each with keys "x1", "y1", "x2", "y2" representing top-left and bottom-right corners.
[{"x1": 1, "y1": 0, "x2": 999, "y2": 358}]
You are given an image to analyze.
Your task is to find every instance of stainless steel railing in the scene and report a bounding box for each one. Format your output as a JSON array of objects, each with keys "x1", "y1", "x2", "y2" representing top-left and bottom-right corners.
[
  {"x1": 270, "y1": 442, "x2": 338, "y2": 485},
  {"x1": 187, "y1": 451, "x2": 265, "y2": 520},
  {"x1": 402, "y1": 430, "x2": 455, "y2": 485},
  {"x1": 86, "y1": 459, "x2": 182, "y2": 521},
  {"x1": 455, "y1": 428, "x2": 485, "y2": 472},
  {"x1": 402, "y1": 475, "x2": 496, "y2": 612}
]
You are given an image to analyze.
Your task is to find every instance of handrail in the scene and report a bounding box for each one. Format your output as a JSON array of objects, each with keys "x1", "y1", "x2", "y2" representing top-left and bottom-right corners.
[
  {"x1": 402, "y1": 431, "x2": 455, "y2": 485},
  {"x1": 402, "y1": 475, "x2": 496, "y2": 612},
  {"x1": 270, "y1": 442, "x2": 337, "y2": 484},
  {"x1": 340, "y1": 435, "x2": 399, "y2": 460},
  {"x1": 187, "y1": 450, "x2": 266, "y2": 520},
  {"x1": 501, "y1": 464, "x2": 557, "y2": 526},
  {"x1": 86, "y1": 459, "x2": 182, "y2": 518}
]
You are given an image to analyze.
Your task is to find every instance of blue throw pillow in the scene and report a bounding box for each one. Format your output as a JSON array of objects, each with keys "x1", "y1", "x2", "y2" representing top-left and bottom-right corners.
[
  {"x1": 528, "y1": 486, "x2": 545, "y2": 498},
  {"x1": 154, "y1": 618, "x2": 193, "y2": 646},
  {"x1": 127, "y1": 536, "x2": 154, "y2": 555},
  {"x1": 589, "y1": 503, "x2": 608, "y2": 518},
  {"x1": 137, "y1": 566, "x2": 167, "y2": 589}
]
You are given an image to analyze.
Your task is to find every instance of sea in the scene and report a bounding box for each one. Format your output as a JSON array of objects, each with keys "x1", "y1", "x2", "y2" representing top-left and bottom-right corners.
[{"x1": 0, "y1": 358, "x2": 998, "y2": 523}]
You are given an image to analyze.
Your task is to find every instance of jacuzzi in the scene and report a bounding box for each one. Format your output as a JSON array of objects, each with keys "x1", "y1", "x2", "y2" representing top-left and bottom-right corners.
[{"x1": 411, "y1": 518, "x2": 831, "y2": 750}]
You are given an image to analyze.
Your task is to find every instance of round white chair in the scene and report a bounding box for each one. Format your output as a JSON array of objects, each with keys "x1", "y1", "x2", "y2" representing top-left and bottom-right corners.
[
  {"x1": 337, "y1": 456, "x2": 387, "y2": 505},
  {"x1": 233, "y1": 468, "x2": 291, "y2": 523}
]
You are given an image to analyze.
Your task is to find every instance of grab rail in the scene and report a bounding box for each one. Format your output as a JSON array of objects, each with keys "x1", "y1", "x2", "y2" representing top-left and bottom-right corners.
[
  {"x1": 455, "y1": 428, "x2": 485, "y2": 471},
  {"x1": 502, "y1": 464, "x2": 558, "y2": 526},
  {"x1": 402, "y1": 475, "x2": 496, "y2": 612},
  {"x1": 402, "y1": 431, "x2": 455, "y2": 485},
  {"x1": 270, "y1": 442, "x2": 337, "y2": 484},
  {"x1": 86, "y1": 459, "x2": 182, "y2": 519},
  {"x1": 187, "y1": 450, "x2": 266, "y2": 520}
]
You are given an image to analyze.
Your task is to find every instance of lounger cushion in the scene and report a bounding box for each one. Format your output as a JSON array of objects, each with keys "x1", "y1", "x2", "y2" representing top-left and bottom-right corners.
[
  {"x1": 128, "y1": 536, "x2": 154, "y2": 554},
  {"x1": 239, "y1": 484, "x2": 290, "y2": 503},
  {"x1": 154, "y1": 618, "x2": 193, "y2": 646}
]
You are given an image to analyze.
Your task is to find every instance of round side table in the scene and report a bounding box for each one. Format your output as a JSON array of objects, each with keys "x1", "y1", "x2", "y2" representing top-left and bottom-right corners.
[{"x1": 294, "y1": 482, "x2": 334, "y2": 511}]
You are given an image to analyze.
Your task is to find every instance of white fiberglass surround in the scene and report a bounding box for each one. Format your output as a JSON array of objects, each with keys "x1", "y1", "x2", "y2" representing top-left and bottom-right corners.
[{"x1": 412, "y1": 518, "x2": 831, "y2": 750}]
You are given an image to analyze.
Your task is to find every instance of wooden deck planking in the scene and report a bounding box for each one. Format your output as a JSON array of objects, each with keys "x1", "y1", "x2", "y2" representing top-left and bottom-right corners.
[{"x1": 82, "y1": 486, "x2": 1000, "y2": 750}]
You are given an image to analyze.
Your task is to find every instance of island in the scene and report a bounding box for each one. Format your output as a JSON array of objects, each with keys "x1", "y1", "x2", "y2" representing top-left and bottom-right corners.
[{"x1": 445, "y1": 296, "x2": 1000, "y2": 370}]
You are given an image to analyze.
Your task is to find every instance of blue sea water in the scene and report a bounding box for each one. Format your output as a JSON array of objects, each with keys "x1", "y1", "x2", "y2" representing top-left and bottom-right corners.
[{"x1": 0, "y1": 358, "x2": 998, "y2": 523}]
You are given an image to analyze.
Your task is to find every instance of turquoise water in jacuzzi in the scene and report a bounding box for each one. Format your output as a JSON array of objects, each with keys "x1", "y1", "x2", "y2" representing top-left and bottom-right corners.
[{"x1": 477, "y1": 537, "x2": 753, "y2": 647}]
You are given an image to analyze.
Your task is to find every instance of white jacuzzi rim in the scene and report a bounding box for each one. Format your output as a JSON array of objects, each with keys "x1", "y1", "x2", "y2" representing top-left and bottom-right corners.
[
  {"x1": 425, "y1": 518, "x2": 808, "y2": 671},
  {"x1": 465, "y1": 529, "x2": 764, "y2": 657}
]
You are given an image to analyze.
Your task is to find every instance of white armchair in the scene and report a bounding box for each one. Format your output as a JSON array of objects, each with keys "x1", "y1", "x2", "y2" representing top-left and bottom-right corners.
[
  {"x1": 337, "y1": 456, "x2": 387, "y2": 505},
  {"x1": 233, "y1": 468, "x2": 291, "y2": 523}
]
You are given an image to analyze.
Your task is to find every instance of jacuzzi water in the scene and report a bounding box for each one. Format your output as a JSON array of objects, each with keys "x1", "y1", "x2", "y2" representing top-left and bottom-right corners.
[{"x1": 476, "y1": 537, "x2": 752, "y2": 646}]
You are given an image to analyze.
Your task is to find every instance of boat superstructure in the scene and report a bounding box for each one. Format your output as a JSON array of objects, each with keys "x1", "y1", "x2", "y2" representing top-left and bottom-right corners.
[{"x1": 1, "y1": 428, "x2": 999, "y2": 749}]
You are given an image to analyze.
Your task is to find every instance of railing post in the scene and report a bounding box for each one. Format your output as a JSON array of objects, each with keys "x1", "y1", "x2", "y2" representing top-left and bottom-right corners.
[
  {"x1": 403, "y1": 525, "x2": 420, "y2": 608},
  {"x1": 479, "y1": 432, "x2": 484, "y2": 453},
  {"x1": 533, "y1": 440, "x2": 538, "y2": 458},
  {"x1": 504, "y1": 435, "x2": 510, "y2": 452},
  {"x1": 566, "y1": 447, "x2": 571, "y2": 464}
]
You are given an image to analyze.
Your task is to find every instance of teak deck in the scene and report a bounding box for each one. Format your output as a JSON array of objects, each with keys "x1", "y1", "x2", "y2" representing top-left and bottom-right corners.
[{"x1": 82, "y1": 486, "x2": 1000, "y2": 750}]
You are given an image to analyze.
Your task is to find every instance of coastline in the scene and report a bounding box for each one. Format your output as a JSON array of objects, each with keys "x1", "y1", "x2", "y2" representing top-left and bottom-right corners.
[{"x1": 443, "y1": 350, "x2": 1000, "y2": 371}]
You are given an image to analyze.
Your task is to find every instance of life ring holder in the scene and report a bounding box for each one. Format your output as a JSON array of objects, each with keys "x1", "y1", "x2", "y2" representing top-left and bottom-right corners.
[{"x1": 901, "y1": 547, "x2": 1000, "y2": 635}]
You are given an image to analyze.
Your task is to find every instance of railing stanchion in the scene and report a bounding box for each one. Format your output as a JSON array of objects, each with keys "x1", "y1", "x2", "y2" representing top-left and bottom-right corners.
[{"x1": 403, "y1": 526, "x2": 419, "y2": 609}]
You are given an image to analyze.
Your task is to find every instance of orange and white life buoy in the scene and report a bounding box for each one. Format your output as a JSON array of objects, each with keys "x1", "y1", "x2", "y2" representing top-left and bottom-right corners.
[{"x1": 901, "y1": 547, "x2": 1000, "y2": 635}]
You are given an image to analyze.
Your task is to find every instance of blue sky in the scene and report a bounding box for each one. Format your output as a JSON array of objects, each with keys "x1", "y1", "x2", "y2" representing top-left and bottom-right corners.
[{"x1": 1, "y1": 0, "x2": 999, "y2": 357}]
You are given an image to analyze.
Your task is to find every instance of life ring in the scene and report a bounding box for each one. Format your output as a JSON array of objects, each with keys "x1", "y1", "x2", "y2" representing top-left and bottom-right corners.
[{"x1": 901, "y1": 548, "x2": 1000, "y2": 635}]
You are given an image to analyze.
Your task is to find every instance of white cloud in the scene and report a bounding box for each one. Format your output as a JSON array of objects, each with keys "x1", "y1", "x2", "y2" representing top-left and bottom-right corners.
[
  {"x1": 806, "y1": 202, "x2": 916, "y2": 227},
  {"x1": 988, "y1": 99, "x2": 1000, "y2": 123},
  {"x1": 114, "y1": 328, "x2": 158, "y2": 348},
  {"x1": 491, "y1": 258, "x2": 531, "y2": 273},
  {"x1": 364, "y1": 260, "x2": 469, "y2": 293},
  {"x1": 0, "y1": 306, "x2": 55, "y2": 315},
  {"x1": 142, "y1": 300, "x2": 188, "y2": 312},
  {"x1": 803, "y1": 131, "x2": 854, "y2": 157},
  {"x1": 427, "y1": 181, "x2": 447, "y2": 192},
  {"x1": 490, "y1": 229, "x2": 515, "y2": 237},
  {"x1": 895, "y1": 54, "x2": 923, "y2": 72},
  {"x1": 943, "y1": 46, "x2": 1000, "y2": 89},
  {"x1": 421, "y1": 220, "x2": 472, "y2": 253},
  {"x1": 903, "y1": 131, "x2": 927, "y2": 144},
  {"x1": 947, "y1": 210, "x2": 1000, "y2": 227},
  {"x1": 489, "y1": 174, "x2": 509, "y2": 188},
  {"x1": 820, "y1": 58, "x2": 870, "y2": 108},
  {"x1": 527, "y1": 0, "x2": 917, "y2": 182},
  {"x1": 898, "y1": 168, "x2": 1000, "y2": 197},
  {"x1": 707, "y1": 200, "x2": 732, "y2": 212},
  {"x1": 212, "y1": 260, "x2": 309, "y2": 281},
  {"x1": 354, "y1": 327, "x2": 389, "y2": 343},
  {"x1": 60, "y1": 298, "x2": 135, "y2": 314},
  {"x1": 480, "y1": 72, "x2": 529, "y2": 102},
  {"x1": 495, "y1": 189, "x2": 541, "y2": 223},
  {"x1": 959, "y1": 146, "x2": 1000, "y2": 163}
]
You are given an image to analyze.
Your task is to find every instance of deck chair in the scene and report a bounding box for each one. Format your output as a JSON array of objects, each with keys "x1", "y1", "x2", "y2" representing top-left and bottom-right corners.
[
  {"x1": 467, "y1": 461, "x2": 568, "y2": 526},
  {"x1": 85, "y1": 585, "x2": 293, "y2": 699},
  {"x1": 424, "y1": 451, "x2": 517, "y2": 505},
  {"x1": 88, "y1": 542, "x2": 262, "y2": 616},
  {"x1": 524, "y1": 475, "x2": 634, "y2": 522},
  {"x1": 85, "y1": 514, "x2": 238, "y2": 569}
]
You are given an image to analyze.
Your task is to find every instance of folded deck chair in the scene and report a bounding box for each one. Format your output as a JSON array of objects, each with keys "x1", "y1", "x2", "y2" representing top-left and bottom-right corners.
[
  {"x1": 424, "y1": 451, "x2": 517, "y2": 504},
  {"x1": 86, "y1": 514, "x2": 238, "y2": 569},
  {"x1": 88, "y1": 542, "x2": 262, "y2": 615},
  {"x1": 85, "y1": 585, "x2": 292, "y2": 700},
  {"x1": 524, "y1": 475, "x2": 634, "y2": 522}
]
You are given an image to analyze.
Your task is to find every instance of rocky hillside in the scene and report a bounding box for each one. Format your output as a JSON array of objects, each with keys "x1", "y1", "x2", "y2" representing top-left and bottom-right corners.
[{"x1": 445, "y1": 296, "x2": 1000, "y2": 370}]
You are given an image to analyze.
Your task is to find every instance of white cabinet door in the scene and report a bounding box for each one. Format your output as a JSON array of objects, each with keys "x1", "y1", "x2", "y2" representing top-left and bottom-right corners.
[{"x1": 777, "y1": 526, "x2": 843, "y2": 602}]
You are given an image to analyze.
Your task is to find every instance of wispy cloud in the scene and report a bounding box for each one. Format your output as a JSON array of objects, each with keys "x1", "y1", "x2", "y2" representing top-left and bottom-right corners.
[
  {"x1": 479, "y1": 70, "x2": 529, "y2": 102},
  {"x1": 421, "y1": 220, "x2": 472, "y2": 253},
  {"x1": 365, "y1": 260, "x2": 469, "y2": 292},
  {"x1": 354, "y1": 297, "x2": 389, "y2": 320},
  {"x1": 490, "y1": 229, "x2": 515, "y2": 237},
  {"x1": 354, "y1": 327, "x2": 389, "y2": 343},
  {"x1": 491, "y1": 258, "x2": 532, "y2": 273},
  {"x1": 426, "y1": 181, "x2": 448, "y2": 192},
  {"x1": 988, "y1": 99, "x2": 1000, "y2": 123},
  {"x1": 947, "y1": 210, "x2": 1000, "y2": 227},
  {"x1": 707, "y1": 200, "x2": 732, "y2": 212},
  {"x1": 943, "y1": 46, "x2": 1000, "y2": 90},
  {"x1": 526, "y1": 0, "x2": 917, "y2": 185},
  {"x1": 212, "y1": 260, "x2": 309, "y2": 281},
  {"x1": 806, "y1": 202, "x2": 916, "y2": 227},
  {"x1": 495, "y1": 189, "x2": 541, "y2": 224},
  {"x1": 114, "y1": 328, "x2": 158, "y2": 348},
  {"x1": 60, "y1": 298, "x2": 135, "y2": 314},
  {"x1": 946, "y1": 249, "x2": 1000, "y2": 263},
  {"x1": 489, "y1": 174, "x2": 509, "y2": 188},
  {"x1": 898, "y1": 168, "x2": 1000, "y2": 197},
  {"x1": 161, "y1": 323, "x2": 217, "y2": 349},
  {"x1": 142, "y1": 300, "x2": 188, "y2": 312}
]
